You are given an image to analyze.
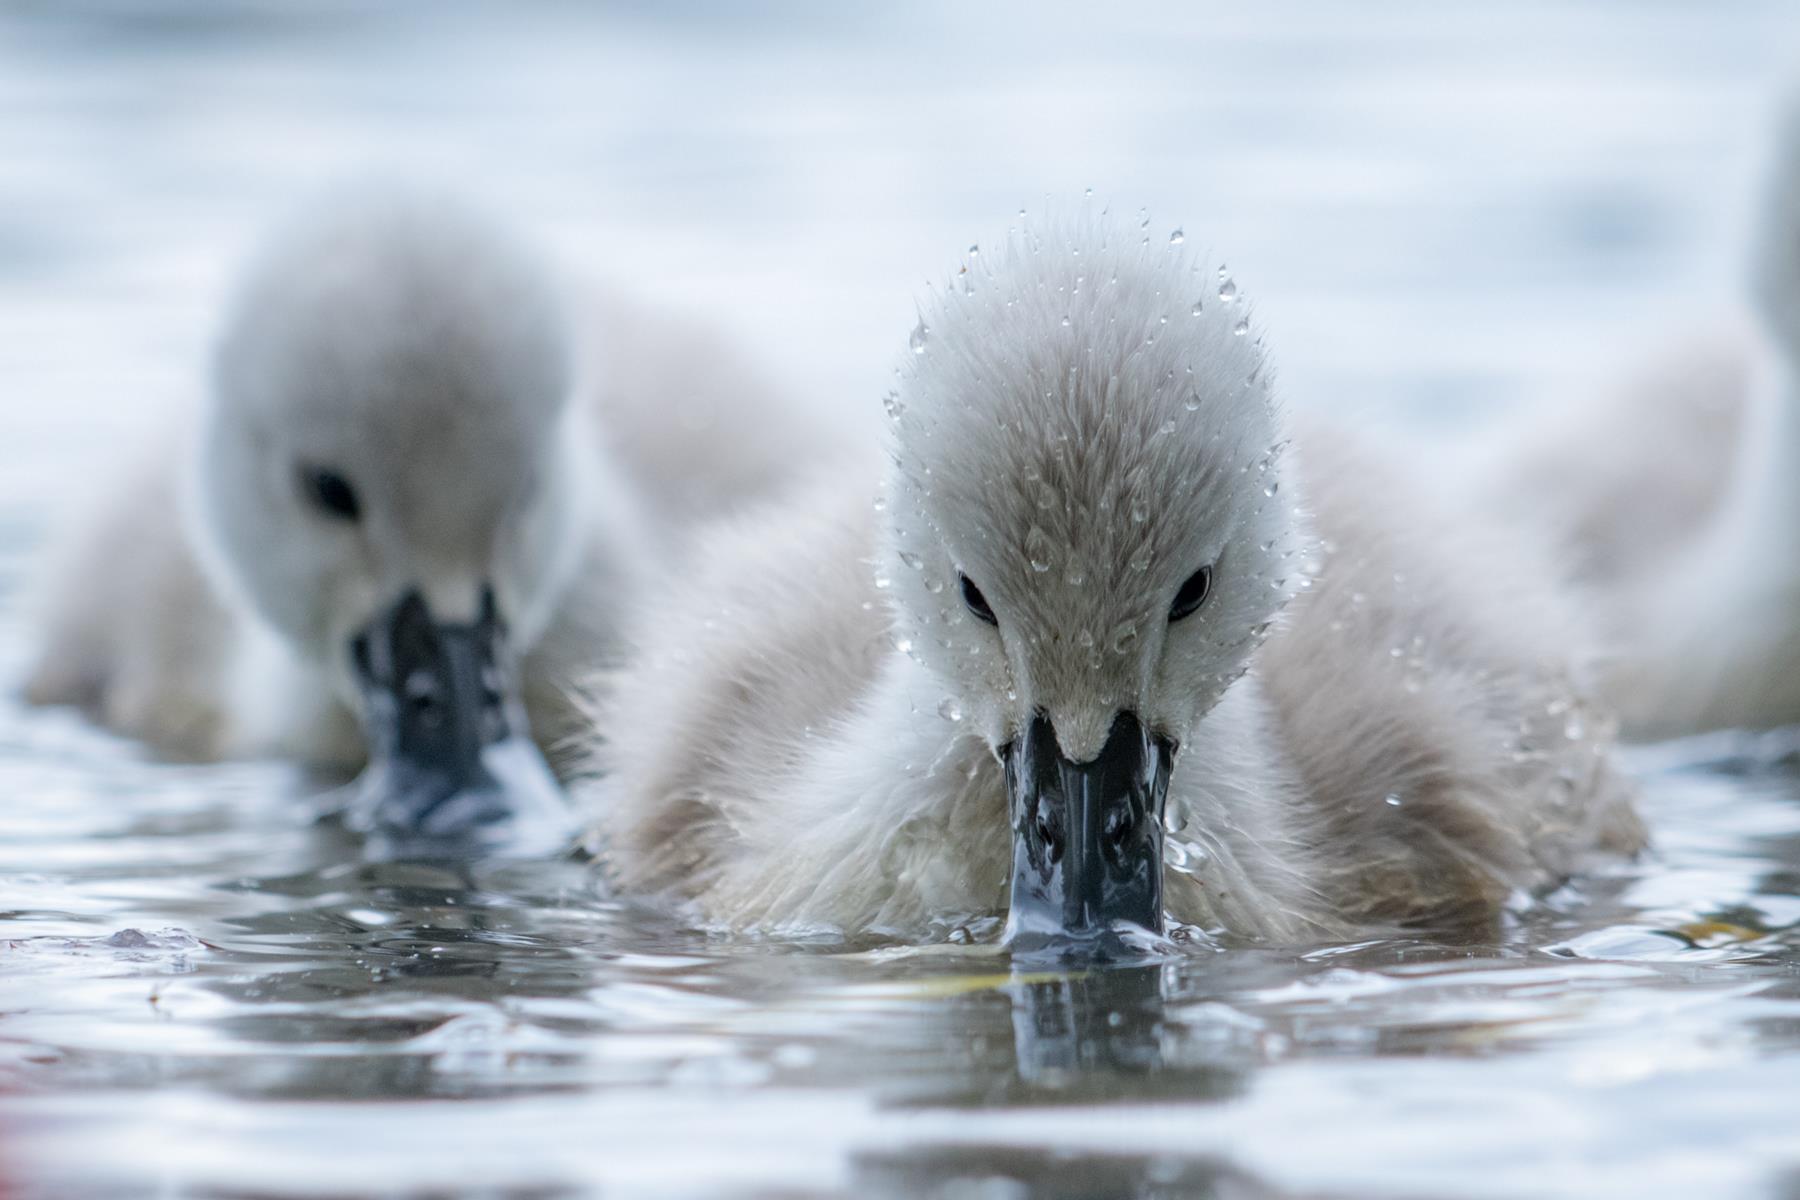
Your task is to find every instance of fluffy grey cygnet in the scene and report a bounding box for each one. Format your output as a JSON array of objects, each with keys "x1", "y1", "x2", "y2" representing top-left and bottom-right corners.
[
  {"x1": 1493, "y1": 106, "x2": 1800, "y2": 741},
  {"x1": 25, "y1": 183, "x2": 838, "y2": 852},
  {"x1": 583, "y1": 216, "x2": 1645, "y2": 944}
]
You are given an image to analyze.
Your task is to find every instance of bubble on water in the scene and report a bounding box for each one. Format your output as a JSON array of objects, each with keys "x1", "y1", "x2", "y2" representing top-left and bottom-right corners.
[
  {"x1": 1169, "y1": 228, "x2": 1185, "y2": 245},
  {"x1": 103, "y1": 927, "x2": 202, "y2": 954},
  {"x1": 1026, "y1": 526, "x2": 1054, "y2": 572},
  {"x1": 909, "y1": 319, "x2": 929, "y2": 354},
  {"x1": 1218, "y1": 279, "x2": 1237, "y2": 303}
]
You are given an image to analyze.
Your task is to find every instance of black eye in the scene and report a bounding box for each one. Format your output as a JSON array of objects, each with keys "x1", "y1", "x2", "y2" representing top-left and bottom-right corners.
[
  {"x1": 1169, "y1": 565, "x2": 1212, "y2": 622},
  {"x1": 300, "y1": 465, "x2": 360, "y2": 522},
  {"x1": 960, "y1": 574, "x2": 998, "y2": 626}
]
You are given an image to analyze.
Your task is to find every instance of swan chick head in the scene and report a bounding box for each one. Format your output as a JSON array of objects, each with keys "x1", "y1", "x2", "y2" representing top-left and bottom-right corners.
[
  {"x1": 197, "y1": 185, "x2": 586, "y2": 854},
  {"x1": 883, "y1": 219, "x2": 1303, "y2": 943}
]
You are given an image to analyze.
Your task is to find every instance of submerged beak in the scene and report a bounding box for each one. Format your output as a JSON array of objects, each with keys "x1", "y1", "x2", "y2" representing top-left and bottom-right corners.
[
  {"x1": 346, "y1": 587, "x2": 570, "y2": 858},
  {"x1": 1003, "y1": 711, "x2": 1174, "y2": 950}
]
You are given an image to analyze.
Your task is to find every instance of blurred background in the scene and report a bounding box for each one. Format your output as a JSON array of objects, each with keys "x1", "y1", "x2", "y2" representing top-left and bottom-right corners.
[{"x1": 3, "y1": 0, "x2": 1797, "y2": 553}]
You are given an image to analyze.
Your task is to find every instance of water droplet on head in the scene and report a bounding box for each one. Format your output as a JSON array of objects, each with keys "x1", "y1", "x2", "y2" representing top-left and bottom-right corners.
[
  {"x1": 1234, "y1": 319, "x2": 1250, "y2": 336},
  {"x1": 1384, "y1": 793, "x2": 1403, "y2": 807},
  {"x1": 899, "y1": 551, "x2": 923, "y2": 570},
  {"x1": 968, "y1": 244, "x2": 980, "y2": 259},
  {"x1": 1191, "y1": 300, "x2": 1204, "y2": 317},
  {"x1": 937, "y1": 697, "x2": 964, "y2": 722},
  {"x1": 909, "y1": 320, "x2": 929, "y2": 354},
  {"x1": 1218, "y1": 279, "x2": 1237, "y2": 303},
  {"x1": 1060, "y1": 315, "x2": 1071, "y2": 327},
  {"x1": 1169, "y1": 228, "x2": 1185, "y2": 245},
  {"x1": 1026, "y1": 526, "x2": 1054, "y2": 573}
]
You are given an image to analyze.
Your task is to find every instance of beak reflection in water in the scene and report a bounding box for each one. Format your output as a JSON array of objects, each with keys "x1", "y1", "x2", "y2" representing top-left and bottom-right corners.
[
  {"x1": 1003, "y1": 711, "x2": 1175, "y2": 956},
  {"x1": 346, "y1": 588, "x2": 570, "y2": 859}
]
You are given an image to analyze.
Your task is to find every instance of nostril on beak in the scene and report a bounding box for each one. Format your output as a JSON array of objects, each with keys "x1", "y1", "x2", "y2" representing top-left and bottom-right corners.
[
  {"x1": 1034, "y1": 799, "x2": 1064, "y2": 864},
  {"x1": 1103, "y1": 804, "x2": 1133, "y2": 852},
  {"x1": 403, "y1": 670, "x2": 439, "y2": 719}
]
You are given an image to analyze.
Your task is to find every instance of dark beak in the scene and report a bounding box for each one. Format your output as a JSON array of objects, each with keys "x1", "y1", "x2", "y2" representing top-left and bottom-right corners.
[
  {"x1": 1003, "y1": 711, "x2": 1174, "y2": 950},
  {"x1": 346, "y1": 587, "x2": 570, "y2": 859}
]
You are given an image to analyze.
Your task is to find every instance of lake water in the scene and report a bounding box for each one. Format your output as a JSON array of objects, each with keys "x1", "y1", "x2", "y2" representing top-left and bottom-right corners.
[{"x1": 3, "y1": 4, "x2": 1800, "y2": 1197}]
